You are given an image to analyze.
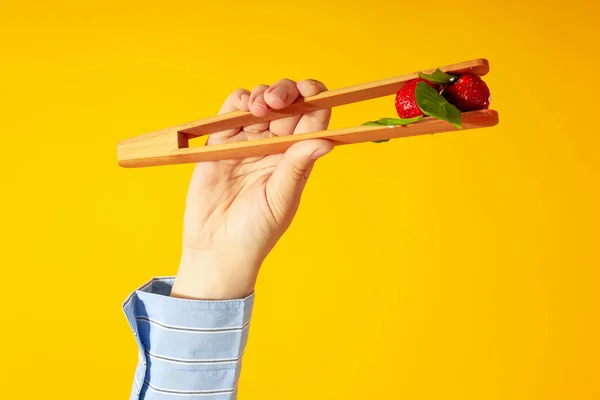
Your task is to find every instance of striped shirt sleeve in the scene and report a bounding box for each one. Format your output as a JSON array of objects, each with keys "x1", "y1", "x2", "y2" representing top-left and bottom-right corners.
[{"x1": 122, "y1": 277, "x2": 254, "y2": 400}]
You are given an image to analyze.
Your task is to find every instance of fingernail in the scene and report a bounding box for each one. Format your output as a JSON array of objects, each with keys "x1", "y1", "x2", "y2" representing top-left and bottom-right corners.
[
  {"x1": 270, "y1": 87, "x2": 288, "y2": 103},
  {"x1": 252, "y1": 98, "x2": 268, "y2": 110},
  {"x1": 310, "y1": 145, "x2": 333, "y2": 160}
]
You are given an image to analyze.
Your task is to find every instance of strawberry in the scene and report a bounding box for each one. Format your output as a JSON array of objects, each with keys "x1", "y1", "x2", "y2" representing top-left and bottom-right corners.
[
  {"x1": 442, "y1": 73, "x2": 490, "y2": 111},
  {"x1": 395, "y1": 78, "x2": 437, "y2": 119}
]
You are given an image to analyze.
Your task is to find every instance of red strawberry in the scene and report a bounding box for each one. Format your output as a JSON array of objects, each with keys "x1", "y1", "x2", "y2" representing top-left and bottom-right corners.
[
  {"x1": 395, "y1": 78, "x2": 437, "y2": 118},
  {"x1": 443, "y1": 73, "x2": 490, "y2": 111}
]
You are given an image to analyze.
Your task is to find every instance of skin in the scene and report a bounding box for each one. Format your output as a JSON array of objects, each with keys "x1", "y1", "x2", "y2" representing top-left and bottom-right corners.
[{"x1": 171, "y1": 79, "x2": 333, "y2": 300}]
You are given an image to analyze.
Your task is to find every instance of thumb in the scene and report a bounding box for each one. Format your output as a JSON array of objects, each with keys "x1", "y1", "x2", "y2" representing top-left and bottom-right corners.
[{"x1": 266, "y1": 139, "x2": 334, "y2": 222}]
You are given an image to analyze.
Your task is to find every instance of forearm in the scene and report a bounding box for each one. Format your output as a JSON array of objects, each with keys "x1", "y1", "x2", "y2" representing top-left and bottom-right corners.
[
  {"x1": 124, "y1": 277, "x2": 254, "y2": 400},
  {"x1": 171, "y1": 247, "x2": 261, "y2": 300}
]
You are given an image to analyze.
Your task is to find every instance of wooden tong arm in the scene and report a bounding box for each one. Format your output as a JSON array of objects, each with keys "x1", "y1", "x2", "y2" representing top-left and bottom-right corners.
[
  {"x1": 174, "y1": 58, "x2": 489, "y2": 138},
  {"x1": 119, "y1": 110, "x2": 499, "y2": 168}
]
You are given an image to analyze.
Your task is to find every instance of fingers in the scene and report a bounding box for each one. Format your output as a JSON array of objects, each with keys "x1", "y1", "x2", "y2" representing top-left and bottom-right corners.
[
  {"x1": 218, "y1": 88, "x2": 250, "y2": 114},
  {"x1": 293, "y1": 79, "x2": 331, "y2": 134},
  {"x1": 266, "y1": 79, "x2": 303, "y2": 136},
  {"x1": 248, "y1": 84, "x2": 270, "y2": 118},
  {"x1": 298, "y1": 79, "x2": 328, "y2": 96},
  {"x1": 245, "y1": 79, "x2": 305, "y2": 136},
  {"x1": 207, "y1": 89, "x2": 251, "y2": 145},
  {"x1": 245, "y1": 84, "x2": 270, "y2": 133},
  {"x1": 265, "y1": 139, "x2": 334, "y2": 224},
  {"x1": 264, "y1": 79, "x2": 300, "y2": 110},
  {"x1": 208, "y1": 78, "x2": 330, "y2": 147}
]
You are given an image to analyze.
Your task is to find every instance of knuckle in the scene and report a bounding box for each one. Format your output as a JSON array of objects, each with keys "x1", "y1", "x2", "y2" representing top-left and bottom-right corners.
[
  {"x1": 279, "y1": 78, "x2": 297, "y2": 87},
  {"x1": 229, "y1": 88, "x2": 249, "y2": 100},
  {"x1": 250, "y1": 85, "x2": 269, "y2": 101},
  {"x1": 251, "y1": 93, "x2": 265, "y2": 104},
  {"x1": 307, "y1": 79, "x2": 327, "y2": 90},
  {"x1": 291, "y1": 165, "x2": 308, "y2": 182},
  {"x1": 269, "y1": 79, "x2": 298, "y2": 98},
  {"x1": 243, "y1": 122, "x2": 269, "y2": 133}
]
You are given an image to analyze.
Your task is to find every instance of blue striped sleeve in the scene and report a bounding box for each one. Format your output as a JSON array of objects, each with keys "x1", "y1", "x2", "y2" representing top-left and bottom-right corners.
[{"x1": 122, "y1": 277, "x2": 254, "y2": 400}]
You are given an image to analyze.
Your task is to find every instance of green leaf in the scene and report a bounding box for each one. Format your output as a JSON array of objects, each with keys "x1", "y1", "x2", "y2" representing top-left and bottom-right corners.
[
  {"x1": 415, "y1": 82, "x2": 462, "y2": 129},
  {"x1": 361, "y1": 121, "x2": 390, "y2": 142},
  {"x1": 418, "y1": 69, "x2": 459, "y2": 84},
  {"x1": 362, "y1": 116, "x2": 423, "y2": 142},
  {"x1": 375, "y1": 116, "x2": 423, "y2": 126},
  {"x1": 362, "y1": 116, "x2": 423, "y2": 127}
]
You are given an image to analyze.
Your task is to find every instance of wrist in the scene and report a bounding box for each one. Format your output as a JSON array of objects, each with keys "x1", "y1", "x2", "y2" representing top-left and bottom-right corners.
[{"x1": 171, "y1": 247, "x2": 260, "y2": 300}]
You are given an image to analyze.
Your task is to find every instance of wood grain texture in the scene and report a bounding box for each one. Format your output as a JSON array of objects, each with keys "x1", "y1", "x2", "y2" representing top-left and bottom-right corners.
[
  {"x1": 117, "y1": 58, "x2": 494, "y2": 168},
  {"x1": 118, "y1": 110, "x2": 499, "y2": 168}
]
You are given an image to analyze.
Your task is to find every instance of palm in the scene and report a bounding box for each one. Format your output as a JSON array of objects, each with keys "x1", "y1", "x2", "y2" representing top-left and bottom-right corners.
[
  {"x1": 182, "y1": 79, "x2": 332, "y2": 271},
  {"x1": 184, "y1": 144, "x2": 283, "y2": 257}
]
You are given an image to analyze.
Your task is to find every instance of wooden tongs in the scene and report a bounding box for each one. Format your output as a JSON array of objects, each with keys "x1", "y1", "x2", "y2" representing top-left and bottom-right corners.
[{"x1": 117, "y1": 58, "x2": 499, "y2": 168}]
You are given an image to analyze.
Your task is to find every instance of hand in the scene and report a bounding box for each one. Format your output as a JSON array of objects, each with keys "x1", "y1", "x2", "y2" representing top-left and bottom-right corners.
[{"x1": 171, "y1": 79, "x2": 333, "y2": 300}]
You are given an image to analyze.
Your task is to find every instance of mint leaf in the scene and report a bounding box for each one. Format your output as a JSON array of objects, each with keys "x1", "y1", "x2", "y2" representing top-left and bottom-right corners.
[
  {"x1": 376, "y1": 116, "x2": 423, "y2": 126},
  {"x1": 418, "y1": 69, "x2": 459, "y2": 84},
  {"x1": 415, "y1": 82, "x2": 462, "y2": 129}
]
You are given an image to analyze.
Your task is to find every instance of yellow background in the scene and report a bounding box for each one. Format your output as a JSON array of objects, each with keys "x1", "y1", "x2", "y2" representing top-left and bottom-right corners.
[{"x1": 1, "y1": 0, "x2": 599, "y2": 398}]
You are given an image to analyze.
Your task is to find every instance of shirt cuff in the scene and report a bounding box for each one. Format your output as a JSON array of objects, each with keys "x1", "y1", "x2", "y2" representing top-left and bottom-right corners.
[{"x1": 123, "y1": 277, "x2": 254, "y2": 400}]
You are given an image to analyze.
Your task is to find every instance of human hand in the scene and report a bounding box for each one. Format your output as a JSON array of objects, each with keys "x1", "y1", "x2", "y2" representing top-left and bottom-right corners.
[{"x1": 171, "y1": 79, "x2": 333, "y2": 300}]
